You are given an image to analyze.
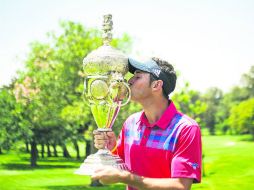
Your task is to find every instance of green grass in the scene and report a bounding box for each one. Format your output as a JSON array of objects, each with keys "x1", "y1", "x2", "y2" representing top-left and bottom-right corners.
[
  {"x1": 192, "y1": 135, "x2": 254, "y2": 190},
  {"x1": 0, "y1": 152, "x2": 125, "y2": 190},
  {"x1": 0, "y1": 135, "x2": 254, "y2": 190}
]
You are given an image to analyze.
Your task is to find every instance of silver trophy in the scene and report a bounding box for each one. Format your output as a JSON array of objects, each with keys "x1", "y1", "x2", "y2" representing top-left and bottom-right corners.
[{"x1": 75, "y1": 14, "x2": 130, "y2": 175}]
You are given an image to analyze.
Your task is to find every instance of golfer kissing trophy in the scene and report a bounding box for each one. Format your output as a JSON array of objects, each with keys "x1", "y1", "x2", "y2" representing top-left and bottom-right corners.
[{"x1": 75, "y1": 14, "x2": 130, "y2": 175}]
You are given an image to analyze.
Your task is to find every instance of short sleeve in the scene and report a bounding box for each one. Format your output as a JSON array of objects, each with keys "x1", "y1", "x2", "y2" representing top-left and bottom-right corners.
[
  {"x1": 171, "y1": 125, "x2": 202, "y2": 182},
  {"x1": 112, "y1": 124, "x2": 125, "y2": 161}
]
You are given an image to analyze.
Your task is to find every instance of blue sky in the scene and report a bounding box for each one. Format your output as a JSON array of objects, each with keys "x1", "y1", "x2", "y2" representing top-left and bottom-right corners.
[{"x1": 1, "y1": 0, "x2": 254, "y2": 92}]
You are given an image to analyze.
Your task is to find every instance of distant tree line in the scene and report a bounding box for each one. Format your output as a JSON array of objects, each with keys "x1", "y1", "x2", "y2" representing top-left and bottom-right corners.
[
  {"x1": 0, "y1": 21, "x2": 253, "y2": 167},
  {"x1": 173, "y1": 67, "x2": 254, "y2": 137}
]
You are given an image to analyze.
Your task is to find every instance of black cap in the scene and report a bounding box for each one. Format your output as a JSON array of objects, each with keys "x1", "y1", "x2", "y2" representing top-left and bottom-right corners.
[{"x1": 128, "y1": 58, "x2": 172, "y2": 97}]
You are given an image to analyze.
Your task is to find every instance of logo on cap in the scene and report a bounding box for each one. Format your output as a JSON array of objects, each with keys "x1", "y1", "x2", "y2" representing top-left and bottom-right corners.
[{"x1": 152, "y1": 69, "x2": 161, "y2": 77}]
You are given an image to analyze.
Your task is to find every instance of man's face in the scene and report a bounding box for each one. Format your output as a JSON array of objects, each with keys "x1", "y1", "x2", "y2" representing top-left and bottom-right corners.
[{"x1": 128, "y1": 70, "x2": 152, "y2": 102}]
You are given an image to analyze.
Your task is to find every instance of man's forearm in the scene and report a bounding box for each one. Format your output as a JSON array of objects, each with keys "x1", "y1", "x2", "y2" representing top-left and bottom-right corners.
[{"x1": 120, "y1": 171, "x2": 192, "y2": 190}]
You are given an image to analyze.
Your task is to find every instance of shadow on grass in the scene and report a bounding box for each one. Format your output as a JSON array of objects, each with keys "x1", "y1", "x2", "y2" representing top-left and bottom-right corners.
[
  {"x1": 239, "y1": 135, "x2": 254, "y2": 142},
  {"x1": 38, "y1": 158, "x2": 84, "y2": 163},
  {"x1": 45, "y1": 184, "x2": 125, "y2": 190},
  {"x1": 2, "y1": 163, "x2": 77, "y2": 170},
  {"x1": 18, "y1": 156, "x2": 84, "y2": 163}
]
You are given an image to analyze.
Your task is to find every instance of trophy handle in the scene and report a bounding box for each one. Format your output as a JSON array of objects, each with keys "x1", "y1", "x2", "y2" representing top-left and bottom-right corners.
[
  {"x1": 119, "y1": 81, "x2": 131, "y2": 106},
  {"x1": 108, "y1": 81, "x2": 131, "y2": 107}
]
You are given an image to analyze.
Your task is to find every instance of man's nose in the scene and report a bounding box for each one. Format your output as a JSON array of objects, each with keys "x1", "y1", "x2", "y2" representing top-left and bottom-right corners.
[{"x1": 128, "y1": 77, "x2": 134, "y2": 85}]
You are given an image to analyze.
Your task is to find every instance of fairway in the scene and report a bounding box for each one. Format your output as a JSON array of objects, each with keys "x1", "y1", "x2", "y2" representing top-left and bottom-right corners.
[
  {"x1": 193, "y1": 135, "x2": 254, "y2": 190},
  {"x1": 0, "y1": 135, "x2": 253, "y2": 190}
]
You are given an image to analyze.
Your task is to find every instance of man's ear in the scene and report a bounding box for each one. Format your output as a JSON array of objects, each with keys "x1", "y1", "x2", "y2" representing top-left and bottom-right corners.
[{"x1": 152, "y1": 80, "x2": 164, "y2": 91}]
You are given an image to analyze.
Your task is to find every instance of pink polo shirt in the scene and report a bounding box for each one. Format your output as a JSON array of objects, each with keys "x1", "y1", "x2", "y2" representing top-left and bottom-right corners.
[{"x1": 114, "y1": 101, "x2": 202, "y2": 190}]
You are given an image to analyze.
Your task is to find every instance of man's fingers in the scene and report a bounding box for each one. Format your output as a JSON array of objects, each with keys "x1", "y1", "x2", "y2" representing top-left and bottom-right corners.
[
  {"x1": 94, "y1": 139, "x2": 108, "y2": 144},
  {"x1": 94, "y1": 134, "x2": 109, "y2": 144},
  {"x1": 91, "y1": 168, "x2": 104, "y2": 180},
  {"x1": 93, "y1": 130, "x2": 103, "y2": 135},
  {"x1": 94, "y1": 139, "x2": 108, "y2": 148},
  {"x1": 106, "y1": 131, "x2": 115, "y2": 138},
  {"x1": 94, "y1": 167, "x2": 104, "y2": 173},
  {"x1": 93, "y1": 131, "x2": 108, "y2": 139},
  {"x1": 95, "y1": 134, "x2": 107, "y2": 140},
  {"x1": 93, "y1": 130, "x2": 114, "y2": 150}
]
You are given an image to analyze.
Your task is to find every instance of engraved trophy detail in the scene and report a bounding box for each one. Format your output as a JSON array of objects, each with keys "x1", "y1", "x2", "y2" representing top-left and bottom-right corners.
[{"x1": 75, "y1": 14, "x2": 130, "y2": 175}]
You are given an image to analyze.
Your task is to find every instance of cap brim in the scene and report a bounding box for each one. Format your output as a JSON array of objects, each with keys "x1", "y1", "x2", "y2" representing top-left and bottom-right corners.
[
  {"x1": 128, "y1": 58, "x2": 158, "y2": 74},
  {"x1": 128, "y1": 58, "x2": 142, "y2": 74}
]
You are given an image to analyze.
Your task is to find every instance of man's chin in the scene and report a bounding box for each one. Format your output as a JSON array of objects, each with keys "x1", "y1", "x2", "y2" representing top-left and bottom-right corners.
[{"x1": 130, "y1": 97, "x2": 139, "y2": 103}]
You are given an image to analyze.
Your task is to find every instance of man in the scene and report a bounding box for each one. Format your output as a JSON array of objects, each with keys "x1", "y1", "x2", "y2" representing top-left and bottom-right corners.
[{"x1": 92, "y1": 57, "x2": 202, "y2": 190}]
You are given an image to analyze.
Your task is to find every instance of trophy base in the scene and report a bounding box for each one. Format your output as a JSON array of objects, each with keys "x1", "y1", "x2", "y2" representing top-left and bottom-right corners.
[{"x1": 74, "y1": 149, "x2": 128, "y2": 176}]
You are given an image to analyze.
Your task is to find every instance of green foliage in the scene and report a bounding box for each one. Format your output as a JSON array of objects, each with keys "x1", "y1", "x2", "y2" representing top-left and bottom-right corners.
[
  {"x1": 228, "y1": 98, "x2": 254, "y2": 138},
  {"x1": 172, "y1": 82, "x2": 207, "y2": 128},
  {"x1": 2, "y1": 20, "x2": 132, "y2": 163},
  {"x1": 111, "y1": 33, "x2": 133, "y2": 53},
  {"x1": 214, "y1": 67, "x2": 253, "y2": 135},
  {"x1": 201, "y1": 65, "x2": 254, "y2": 135},
  {"x1": 201, "y1": 87, "x2": 223, "y2": 135},
  {"x1": 241, "y1": 65, "x2": 254, "y2": 98},
  {"x1": 0, "y1": 87, "x2": 18, "y2": 150}
]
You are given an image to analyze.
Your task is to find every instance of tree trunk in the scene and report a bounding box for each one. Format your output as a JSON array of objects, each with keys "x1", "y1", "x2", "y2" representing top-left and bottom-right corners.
[
  {"x1": 47, "y1": 143, "x2": 51, "y2": 157},
  {"x1": 41, "y1": 143, "x2": 44, "y2": 158},
  {"x1": 85, "y1": 140, "x2": 91, "y2": 158},
  {"x1": 91, "y1": 135, "x2": 96, "y2": 154},
  {"x1": 250, "y1": 127, "x2": 254, "y2": 140},
  {"x1": 73, "y1": 140, "x2": 80, "y2": 159},
  {"x1": 208, "y1": 121, "x2": 215, "y2": 135},
  {"x1": 30, "y1": 140, "x2": 38, "y2": 167},
  {"x1": 0, "y1": 147, "x2": 2, "y2": 154},
  {"x1": 62, "y1": 144, "x2": 71, "y2": 158},
  {"x1": 53, "y1": 144, "x2": 58, "y2": 157},
  {"x1": 251, "y1": 133, "x2": 254, "y2": 140},
  {"x1": 25, "y1": 142, "x2": 30, "y2": 153}
]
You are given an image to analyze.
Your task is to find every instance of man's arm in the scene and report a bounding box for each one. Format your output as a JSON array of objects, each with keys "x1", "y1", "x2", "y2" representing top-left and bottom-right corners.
[{"x1": 92, "y1": 167, "x2": 193, "y2": 190}]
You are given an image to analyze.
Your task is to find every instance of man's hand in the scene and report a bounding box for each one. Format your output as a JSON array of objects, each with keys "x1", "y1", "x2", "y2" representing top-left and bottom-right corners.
[
  {"x1": 93, "y1": 130, "x2": 117, "y2": 150},
  {"x1": 91, "y1": 166, "x2": 126, "y2": 185},
  {"x1": 91, "y1": 166, "x2": 193, "y2": 190}
]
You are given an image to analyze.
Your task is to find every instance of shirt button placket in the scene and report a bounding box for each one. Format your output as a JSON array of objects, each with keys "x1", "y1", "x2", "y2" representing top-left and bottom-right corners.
[{"x1": 140, "y1": 127, "x2": 151, "y2": 146}]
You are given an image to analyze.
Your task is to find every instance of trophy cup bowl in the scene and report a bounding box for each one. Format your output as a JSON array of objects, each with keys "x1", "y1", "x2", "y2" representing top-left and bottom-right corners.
[{"x1": 75, "y1": 14, "x2": 130, "y2": 175}]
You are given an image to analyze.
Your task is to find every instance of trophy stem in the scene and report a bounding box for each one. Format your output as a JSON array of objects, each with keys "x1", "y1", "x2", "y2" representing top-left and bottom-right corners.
[
  {"x1": 107, "y1": 102, "x2": 121, "y2": 129},
  {"x1": 95, "y1": 128, "x2": 112, "y2": 150}
]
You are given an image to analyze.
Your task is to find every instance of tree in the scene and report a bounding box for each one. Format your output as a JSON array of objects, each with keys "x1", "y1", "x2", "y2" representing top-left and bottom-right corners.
[
  {"x1": 172, "y1": 82, "x2": 207, "y2": 128},
  {"x1": 228, "y1": 98, "x2": 254, "y2": 138},
  {"x1": 241, "y1": 65, "x2": 254, "y2": 98},
  {"x1": 13, "y1": 75, "x2": 41, "y2": 166},
  {"x1": 0, "y1": 87, "x2": 19, "y2": 153},
  {"x1": 12, "y1": 20, "x2": 132, "y2": 166},
  {"x1": 60, "y1": 101, "x2": 91, "y2": 159},
  {"x1": 202, "y1": 87, "x2": 223, "y2": 135},
  {"x1": 215, "y1": 66, "x2": 254, "y2": 135}
]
